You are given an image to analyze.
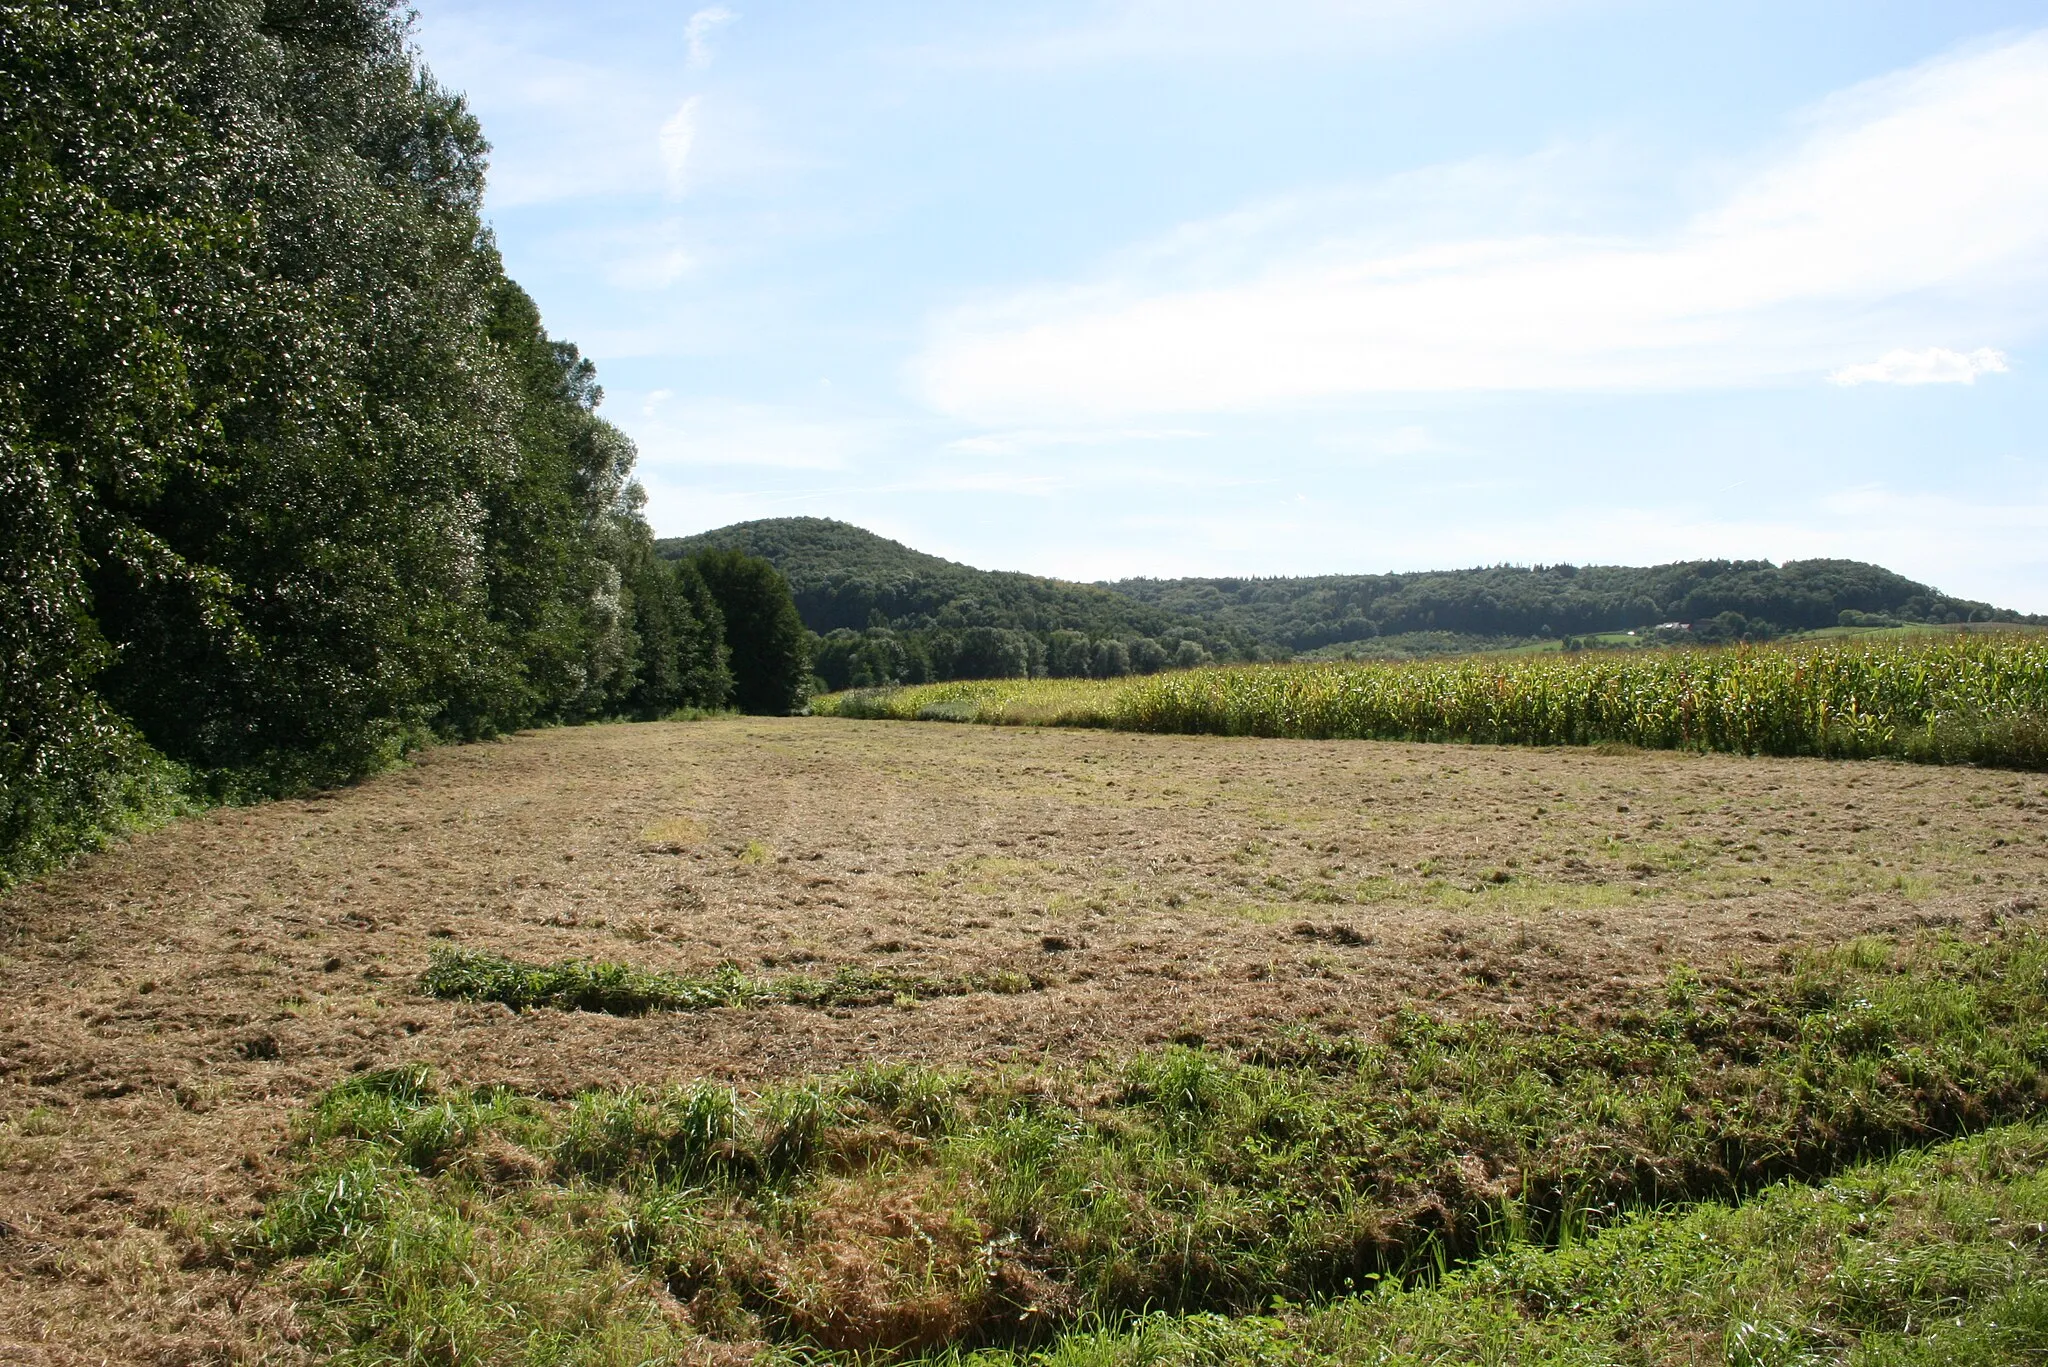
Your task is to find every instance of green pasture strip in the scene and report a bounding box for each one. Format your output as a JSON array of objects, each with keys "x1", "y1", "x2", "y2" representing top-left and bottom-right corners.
[
  {"x1": 959, "y1": 1119, "x2": 2048, "y2": 1367},
  {"x1": 420, "y1": 946, "x2": 1037, "y2": 1015},
  {"x1": 254, "y1": 928, "x2": 2048, "y2": 1362},
  {"x1": 815, "y1": 635, "x2": 2048, "y2": 768}
]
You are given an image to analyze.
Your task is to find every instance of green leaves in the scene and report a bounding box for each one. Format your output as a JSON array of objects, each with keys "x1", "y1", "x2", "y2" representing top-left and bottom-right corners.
[
  {"x1": 1, "y1": 1, "x2": 717, "y2": 881},
  {"x1": 689, "y1": 548, "x2": 813, "y2": 714}
]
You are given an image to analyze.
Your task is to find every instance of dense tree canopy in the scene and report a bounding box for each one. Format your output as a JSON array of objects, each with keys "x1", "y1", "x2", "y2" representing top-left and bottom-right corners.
[
  {"x1": 0, "y1": 0, "x2": 737, "y2": 881},
  {"x1": 660, "y1": 518, "x2": 1252, "y2": 646},
  {"x1": 688, "y1": 550, "x2": 811, "y2": 714}
]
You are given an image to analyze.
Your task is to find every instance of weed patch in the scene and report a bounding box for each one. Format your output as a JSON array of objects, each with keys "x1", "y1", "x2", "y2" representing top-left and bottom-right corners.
[{"x1": 420, "y1": 947, "x2": 1037, "y2": 1015}]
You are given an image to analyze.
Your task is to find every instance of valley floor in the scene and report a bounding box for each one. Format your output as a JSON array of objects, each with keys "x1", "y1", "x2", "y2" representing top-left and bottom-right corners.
[{"x1": 1, "y1": 717, "x2": 2044, "y2": 1362}]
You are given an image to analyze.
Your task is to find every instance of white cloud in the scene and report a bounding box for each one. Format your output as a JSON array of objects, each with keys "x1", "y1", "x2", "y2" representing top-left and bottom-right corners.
[
  {"x1": 611, "y1": 232, "x2": 696, "y2": 290},
  {"x1": 944, "y1": 427, "x2": 1205, "y2": 456},
  {"x1": 686, "y1": 7, "x2": 737, "y2": 69},
  {"x1": 658, "y1": 97, "x2": 701, "y2": 196},
  {"x1": 1829, "y1": 346, "x2": 2010, "y2": 386},
  {"x1": 414, "y1": 30, "x2": 663, "y2": 205},
  {"x1": 914, "y1": 32, "x2": 2048, "y2": 421},
  {"x1": 625, "y1": 397, "x2": 870, "y2": 471}
]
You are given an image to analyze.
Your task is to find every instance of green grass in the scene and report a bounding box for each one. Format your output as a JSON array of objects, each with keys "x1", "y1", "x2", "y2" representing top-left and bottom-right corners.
[
  {"x1": 248, "y1": 928, "x2": 2048, "y2": 1361},
  {"x1": 0, "y1": 725, "x2": 196, "y2": 891},
  {"x1": 816, "y1": 635, "x2": 2048, "y2": 769},
  {"x1": 964, "y1": 1120, "x2": 2048, "y2": 1365},
  {"x1": 420, "y1": 946, "x2": 1037, "y2": 1014}
]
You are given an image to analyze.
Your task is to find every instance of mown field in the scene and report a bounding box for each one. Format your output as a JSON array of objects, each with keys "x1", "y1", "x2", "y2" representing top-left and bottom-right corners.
[
  {"x1": 818, "y1": 634, "x2": 2048, "y2": 768},
  {"x1": 1, "y1": 715, "x2": 2045, "y2": 1364}
]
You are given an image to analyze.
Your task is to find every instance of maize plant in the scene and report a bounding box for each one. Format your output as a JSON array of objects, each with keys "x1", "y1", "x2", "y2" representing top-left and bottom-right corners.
[{"x1": 813, "y1": 635, "x2": 2048, "y2": 768}]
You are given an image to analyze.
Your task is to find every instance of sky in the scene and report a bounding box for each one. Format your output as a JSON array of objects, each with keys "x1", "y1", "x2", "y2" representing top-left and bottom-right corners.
[{"x1": 410, "y1": 0, "x2": 2048, "y2": 611}]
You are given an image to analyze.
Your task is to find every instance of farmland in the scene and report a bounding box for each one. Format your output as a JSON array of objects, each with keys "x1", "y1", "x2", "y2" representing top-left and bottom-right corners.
[
  {"x1": 2, "y1": 714, "x2": 2046, "y2": 1363},
  {"x1": 818, "y1": 634, "x2": 2048, "y2": 767}
]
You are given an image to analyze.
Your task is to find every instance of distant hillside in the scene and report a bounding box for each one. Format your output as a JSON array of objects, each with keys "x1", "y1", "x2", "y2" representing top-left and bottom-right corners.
[
  {"x1": 660, "y1": 518, "x2": 2036, "y2": 686},
  {"x1": 656, "y1": 519, "x2": 1256, "y2": 688},
  {"x1": 658, "y1": 518, "x2": 1236, "y2": 642},
  {"x1": 1109, "y1": 560, "x2": 2031, "y2": 652}
]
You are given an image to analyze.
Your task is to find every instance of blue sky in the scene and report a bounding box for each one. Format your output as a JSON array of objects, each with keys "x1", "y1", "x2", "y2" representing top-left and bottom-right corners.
[{"x1": 412, "y1": 1, "x2": 2048, "y2": 610}]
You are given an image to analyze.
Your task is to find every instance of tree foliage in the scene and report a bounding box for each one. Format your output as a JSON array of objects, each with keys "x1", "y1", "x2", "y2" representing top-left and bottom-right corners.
[
  {"x1": 0, "y1": 0, "x2": 729, "y2": 882},
  {"x1": 687, "y1": 550, "x2": 810, "y2": 714},
  {"x1": 663, "y1": 518, "x2": 1255, "y2": 691},
  {"x1": 659, "y1": 517, "x2": 1219, "y2": 639}
]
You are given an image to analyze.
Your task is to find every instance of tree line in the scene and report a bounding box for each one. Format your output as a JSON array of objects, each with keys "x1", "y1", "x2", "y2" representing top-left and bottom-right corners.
[
  {"x1": 662, "y1": 517, "x2": 1260, "y2": 691},
  {"x1": 812, "y1": 625, "x2": 1216, "y2": 692},
  {"x1": 1111, "y1": 559, "x2": 2036, "y2": 651},
  {"x1": 0, "y1": 0, "x2": 806, "y2": 884},
  {"x1": 660, "y1": 517, "x2": 1256, "y2": 654}
]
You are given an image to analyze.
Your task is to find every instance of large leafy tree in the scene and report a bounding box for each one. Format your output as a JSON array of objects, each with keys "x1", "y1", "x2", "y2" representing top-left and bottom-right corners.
[
  {"x1": 621, "y1": 543, "x2": 732, "y2": 716},
  {"x1": 0, "y1": 0, "x2": 719, "y2": 880}
]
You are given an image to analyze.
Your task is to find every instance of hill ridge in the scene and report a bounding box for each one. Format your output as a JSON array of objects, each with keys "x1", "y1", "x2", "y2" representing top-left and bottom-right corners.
[{"x1": 660, "y1": 517, "x2": 2035, "y2": 683}]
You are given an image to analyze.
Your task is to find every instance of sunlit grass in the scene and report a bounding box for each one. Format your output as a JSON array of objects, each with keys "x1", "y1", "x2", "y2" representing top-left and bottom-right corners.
[{"x1": 258, "y1": 928, "x2": 2048, "y2": 1362}]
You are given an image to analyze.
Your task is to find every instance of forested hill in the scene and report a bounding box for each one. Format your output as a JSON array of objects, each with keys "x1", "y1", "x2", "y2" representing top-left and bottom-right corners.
[
  {"x1": 1111, "y1": 560, "x2": 2033, "y2": 652},
  {"x1": 658, "y1": 518, "x2": 1222, "y2": 641},
  {"x1": 662, "y1": 520, "x2": 2034, "y2": 681}
]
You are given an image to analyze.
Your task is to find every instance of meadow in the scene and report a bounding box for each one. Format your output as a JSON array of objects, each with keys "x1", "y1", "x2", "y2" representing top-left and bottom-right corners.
[
  {"x1": 1, "y1": 716, "x2": 2044, "y2": 1363},
  {"x1": 817, "y1": 634, "x2": 2048, "y2": 768}
]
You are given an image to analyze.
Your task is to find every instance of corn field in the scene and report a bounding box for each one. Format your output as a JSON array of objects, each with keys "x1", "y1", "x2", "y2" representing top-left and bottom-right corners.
[{"x1": 814, "y1": 635, "x2": 2048, "y2": 767}]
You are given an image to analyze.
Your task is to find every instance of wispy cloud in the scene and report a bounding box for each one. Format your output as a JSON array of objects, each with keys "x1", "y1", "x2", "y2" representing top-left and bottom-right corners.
[
  {"x1": 1830, "y1": 346, "x2": 2010, "y2": 386},
  {"x1": 414, "y1": 23, "x2": 665, "y2": 205},
  {"x1": 412, "y1": 7, "x2": 771, "y2": 208},
  {"x1": 658, "y1": 97, "x2": 701, "y2": 196},
  {"x1": 594, "y1": 218, "x2": 696, "y2": 289},
  {"x1": 685, "y1": 7, "x2": 736, "y2": 69},
  {"x1": 914, "y1": 32, "x2": 2048, "y2": 421},
  {"x1": 1313, "y1": 423, "x2": 1458, "y2": 459}
]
